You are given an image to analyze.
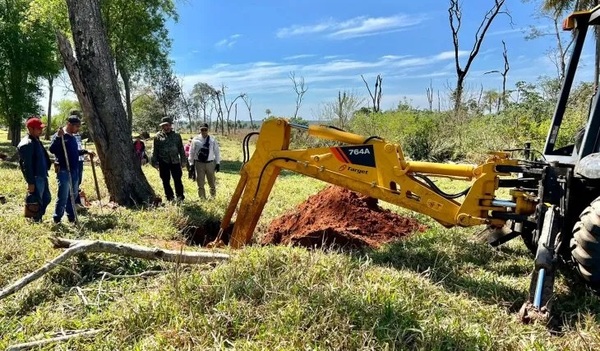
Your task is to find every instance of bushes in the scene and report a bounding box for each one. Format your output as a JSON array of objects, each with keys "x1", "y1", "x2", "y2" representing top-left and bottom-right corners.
[{"x1": 348, "y1": 78, "x2": 592, "y2": 163}]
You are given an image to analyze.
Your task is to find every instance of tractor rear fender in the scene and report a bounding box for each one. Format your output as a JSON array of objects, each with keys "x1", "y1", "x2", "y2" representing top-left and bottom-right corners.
[{"x1": 575, "y1": 153, "x2": 600, "y2": 179}]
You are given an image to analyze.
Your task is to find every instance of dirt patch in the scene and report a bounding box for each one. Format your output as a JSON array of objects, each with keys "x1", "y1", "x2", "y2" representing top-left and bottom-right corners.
[{"x1": 262, "y1": 185, "x2": 426, "y2": 250}]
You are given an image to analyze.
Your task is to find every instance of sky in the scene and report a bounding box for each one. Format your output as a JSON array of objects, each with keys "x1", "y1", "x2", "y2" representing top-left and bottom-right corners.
[{"x1": 43, "y1": 0, "x2": 598, "y2": 121}]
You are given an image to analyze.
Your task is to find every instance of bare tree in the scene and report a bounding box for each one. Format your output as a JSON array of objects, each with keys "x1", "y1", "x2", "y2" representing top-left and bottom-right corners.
[
  {"x1": 233, "y1": 103, "x2": 238, "y2": 134},
  {"x1": 220, "y1": 84, "x2": 245, "y2": 135},
  {"x1": 213, "y1": 90, "x2": 225, "y2": 134},
  {"x1": 290, "y1": 71, "x2": 308, "y2": 119},
  {"x1": 426, "y1": 80, "x2": 434, "y2": 111},
  {"x1": 526, "y1": 7, "x2": 576, "y2": 82},
  {"x1": 361, "y1": 74, "x2": 383, "y2": 113},
  {"x1": 484, "y1": 40, "x2": 510, "y2": 111},
  {"x1": 321, "y1": 91, "x2": 364, "y2": 130},
  {"x1": 448, "y1": 0, "x2": 508, "y2": 111},
  {"x1": 242, "y1": 94, "x2": 255, "y2": 129}
]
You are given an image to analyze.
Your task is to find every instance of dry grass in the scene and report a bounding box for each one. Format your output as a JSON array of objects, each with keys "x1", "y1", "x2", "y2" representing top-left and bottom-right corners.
[{"x1": 0, "y1": 130, "x2": 599, "y2": 350}]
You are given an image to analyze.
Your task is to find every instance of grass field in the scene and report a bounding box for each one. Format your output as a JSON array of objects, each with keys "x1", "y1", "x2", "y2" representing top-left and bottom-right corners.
[{"x1": 1, "y1": 130, "x2": 600, "y2": 350}]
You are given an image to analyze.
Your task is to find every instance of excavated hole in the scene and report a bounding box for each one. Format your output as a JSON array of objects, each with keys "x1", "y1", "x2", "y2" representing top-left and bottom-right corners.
[{"x1": 180, "y1": 219, "x2": 233, "y2": 247}]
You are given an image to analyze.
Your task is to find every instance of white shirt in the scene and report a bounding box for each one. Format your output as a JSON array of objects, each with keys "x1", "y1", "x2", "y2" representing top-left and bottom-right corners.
[{"x1": 189, "y1": 134, "x2": 220, "y2": 165}]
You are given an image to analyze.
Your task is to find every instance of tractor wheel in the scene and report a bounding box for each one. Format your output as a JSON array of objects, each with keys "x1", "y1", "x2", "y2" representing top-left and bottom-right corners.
[{"x1": 570, "y1": 196, "x2": 600, "y2": 293}]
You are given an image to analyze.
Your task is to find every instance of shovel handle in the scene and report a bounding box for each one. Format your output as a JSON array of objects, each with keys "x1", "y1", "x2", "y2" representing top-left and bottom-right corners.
[{"x1": 90, "y1": 154, "x2": 101, "y2": 201}]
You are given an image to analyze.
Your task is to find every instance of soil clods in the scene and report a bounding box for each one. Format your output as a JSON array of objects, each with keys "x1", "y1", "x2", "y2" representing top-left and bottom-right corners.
[{"x1": 263, "y1": 185, "x2": 426, "y2": 250}]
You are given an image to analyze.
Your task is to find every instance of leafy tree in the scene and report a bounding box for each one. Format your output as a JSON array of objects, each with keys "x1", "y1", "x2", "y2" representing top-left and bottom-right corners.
[
  {"x1": 0, "y1": 0, "x2": 56, "y2": 146},
  {"x1": 191, "y1": 82, "x2": 218, "y2": 123},
  {"x1": 132, "y1": 91, "x2": 163, "y2": 133},
  {"x1": 28, "y1": 0, "x2": 178, "y2": 128},
  {"x1": 57, "y1": 0, "x2": 156, "y2": 206},
  {"x1": 149, "y1": 67, "x2": 181, "y2": 121}
]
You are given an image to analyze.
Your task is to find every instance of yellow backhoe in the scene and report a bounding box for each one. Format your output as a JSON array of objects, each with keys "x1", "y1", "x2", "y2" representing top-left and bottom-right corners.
[{"x1": 216, "y1": 6, "x2": 600, "y2": 322}]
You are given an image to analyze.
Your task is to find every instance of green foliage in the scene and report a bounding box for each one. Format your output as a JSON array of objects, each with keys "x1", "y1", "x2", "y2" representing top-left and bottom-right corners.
[
  {"x1": 132, "y1": 93, "x2": 164, "y2": 133},
  {"x1": 0, "y1": 0, "x2": 56, "y2": 137},
  {"x1": 350, "y1": 77, "x2": 592, "y2": 162}
]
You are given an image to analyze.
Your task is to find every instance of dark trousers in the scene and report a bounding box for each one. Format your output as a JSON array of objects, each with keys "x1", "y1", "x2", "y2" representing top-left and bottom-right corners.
[
  {"x1": 159, "y1": 161, "x2": 184, "y2": 201},
  {"x1": 32, "y1": 176, "x2": 52, "y2": 221},
  {"x1": 75, "y1": 160, "x2": 84, "y2": 204}
]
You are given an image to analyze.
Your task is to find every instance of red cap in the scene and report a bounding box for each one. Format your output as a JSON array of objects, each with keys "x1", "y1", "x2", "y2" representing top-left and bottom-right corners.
[{"x1": 26, "y1": 117, "x2": 45, "y2": 129}]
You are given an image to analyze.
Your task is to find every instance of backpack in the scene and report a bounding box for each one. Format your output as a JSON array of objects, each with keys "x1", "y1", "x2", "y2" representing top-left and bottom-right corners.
[{"x1": 196, "y1": 136, "x2": 211, "y2": 162}]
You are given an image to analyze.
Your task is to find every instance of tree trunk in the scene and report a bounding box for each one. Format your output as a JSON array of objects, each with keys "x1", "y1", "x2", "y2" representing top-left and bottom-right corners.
[
  {"x1": 57, "y1": 0, "x2": 156, "y2": 206},
  {"x1": 46, "y1": 76, "x2": 54, "y2": 140},
  {"x1": 119, "y1": 66, "x2": 134, "y2": 131},
  {"x1": 8, "y1": 120, "x2": 20, "y2": 147},
  {"x1": 454, "y1": 74, "x2": 464, "y2": 112}
]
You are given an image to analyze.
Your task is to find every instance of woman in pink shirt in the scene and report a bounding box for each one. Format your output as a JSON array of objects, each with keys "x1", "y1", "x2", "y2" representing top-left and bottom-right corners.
[{"x1": 184, "y1": 139, "x2": 195, "y2": 180}]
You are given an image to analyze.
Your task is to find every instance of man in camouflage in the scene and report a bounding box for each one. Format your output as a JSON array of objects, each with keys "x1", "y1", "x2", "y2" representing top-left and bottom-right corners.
[{"x1": 151, "y1": 117, "x2": 186, "y2": 202}]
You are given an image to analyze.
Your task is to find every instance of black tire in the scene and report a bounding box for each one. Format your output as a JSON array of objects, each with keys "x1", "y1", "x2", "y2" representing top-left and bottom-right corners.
[{"x1": 570, "y1": 197, "x2": 600, "y2": 292}]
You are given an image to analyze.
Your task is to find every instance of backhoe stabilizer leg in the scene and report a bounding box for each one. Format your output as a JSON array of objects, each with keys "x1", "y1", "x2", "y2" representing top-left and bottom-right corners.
[
  {"x1": 519, "y1": 205, "x2": 561, "y2": 324},
  {"x1": 209, "y1": 172, "x2": 249, "y2": 248},
  {"x1": 228, "y1": 162, "x2": 283, "y2": 249}
]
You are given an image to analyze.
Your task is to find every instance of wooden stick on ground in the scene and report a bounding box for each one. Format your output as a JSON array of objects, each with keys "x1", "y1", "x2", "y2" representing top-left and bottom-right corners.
[
  {"x1": 6, "y1": 329, "x2": 103, "y2": 351},
  {"x1": 0, "y1": 237, "x2": 230, "y2": 301}
]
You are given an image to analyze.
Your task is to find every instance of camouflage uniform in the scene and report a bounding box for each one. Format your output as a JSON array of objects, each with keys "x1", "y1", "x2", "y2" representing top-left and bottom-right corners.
[{"x1": 152, "y1": 129, "x2": 186, "y2": 201}]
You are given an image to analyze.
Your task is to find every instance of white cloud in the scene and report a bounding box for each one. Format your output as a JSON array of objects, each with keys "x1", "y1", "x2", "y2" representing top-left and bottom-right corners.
[
  {"x1": 276, "y1": 14, "x2": 426, "y2": 39},
  {"x1": 283, "y1": 54, "x2": 317, "y2": 60},
  {"x1": 175, "y1": 50, "x2": 470, "y2": 119},
  {"x1": 215, "y1": 34, "x2": 242, "y2": 48}
]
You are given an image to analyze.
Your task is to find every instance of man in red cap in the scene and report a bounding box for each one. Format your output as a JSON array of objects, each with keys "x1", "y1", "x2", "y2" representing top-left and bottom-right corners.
[{"x1": 17, "y1": 116, "x2": 52, "y2": 222}]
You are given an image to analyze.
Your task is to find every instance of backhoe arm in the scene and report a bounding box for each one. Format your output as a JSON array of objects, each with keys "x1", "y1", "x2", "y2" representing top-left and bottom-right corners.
[{"x1": 220, "y1": 118, "x2": 535, "y2": 248}]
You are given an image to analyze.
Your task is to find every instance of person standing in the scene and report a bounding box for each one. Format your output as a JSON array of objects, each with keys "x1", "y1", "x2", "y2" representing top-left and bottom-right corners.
[
  {"x1": 70, "y1": 110, "x2": 85, "y2": 207},
  {"x1": 184, "y1": 138, "x2": 195, "y2": 180},
  {"x1": 49, "y1": 116, "x2": 95, "y2": 224},
  {"x1": 17, "y1": 117, "x2": 52, "y2": 222},
  {"x1": 133, "y1": 136, "x2": 146, "y2": 164},
  {"x1": 189, "y1": 123, "x2": 221, "y2": 199},
  {"x1": 151, "y1": 117, "x2": 186, "y2": 202}
]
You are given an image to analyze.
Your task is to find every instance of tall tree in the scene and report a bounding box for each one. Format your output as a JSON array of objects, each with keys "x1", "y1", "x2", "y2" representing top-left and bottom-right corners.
[
  {"x1": 534, "y1": 0, "x2": 597, "y2": 85},
  {"x1": 361, "y1": 74, "x2": 383, "y2": 113},
  {"x1": 28, "y1": 0, "x2": 178, "y2": 129},
  {"x1": 57, "y1": 0, "x2": 156, "y2": 205},
  {"x1": 220, "y1": 84, "x2": 245, "y2": 135},
  {"x1": 448, "y1": 0, "x2": 508, "y2": 111},
  {"x1": 242, "y1": 94, "x2": 255, "y2": 129},
  {"x1": 191, "y1": 82, "x2": 218, "y2": 123},
  {"x1": 105, "y1": 0, "x2": 177, "y2": 129},
  {"x1": 0, "y1": 0, "x2": 56, "y2": 146},
  {"x1": 150, "y1": 68, "x2": 181, "y2": 121},
  {"x1": 44, "y1": 51, "x2": 63, "y2": 140}
]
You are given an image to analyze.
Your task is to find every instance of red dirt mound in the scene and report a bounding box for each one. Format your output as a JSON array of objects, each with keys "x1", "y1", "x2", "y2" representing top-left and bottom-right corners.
[{"x1": 262, "y1": 185, "x2": 427, "y2": 250}]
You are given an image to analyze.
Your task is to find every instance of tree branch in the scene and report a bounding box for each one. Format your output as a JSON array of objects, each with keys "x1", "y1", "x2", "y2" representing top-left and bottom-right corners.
[
  {"x1": 6, "y1": 329, "x2": 103, "y2": 351},
  {"x1": 0, "y1": 237, "x2": 230, "y2": 301}
]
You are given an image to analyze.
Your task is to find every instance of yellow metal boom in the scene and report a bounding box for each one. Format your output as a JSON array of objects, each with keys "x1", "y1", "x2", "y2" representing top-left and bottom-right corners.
[{"x1": 219, "y1": 118, "x2": 536, "y2": 249}]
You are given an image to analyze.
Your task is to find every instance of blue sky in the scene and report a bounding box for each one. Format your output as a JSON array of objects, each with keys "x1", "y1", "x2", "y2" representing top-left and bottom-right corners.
[{"x1": 46, "y1": 0, "x2": 597, "y2": 121}]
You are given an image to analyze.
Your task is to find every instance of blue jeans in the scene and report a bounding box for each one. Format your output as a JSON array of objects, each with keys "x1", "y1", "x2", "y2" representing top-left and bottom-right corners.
[
  {"x1": 53, "y1": 169, "x2": 79, "y2": 223},
  {"x1": 31, "y1": 176, "x2": 51, "y2": 221},
  {"x1": 75, "y1": 161, "x2": 84, "y2": 204}
]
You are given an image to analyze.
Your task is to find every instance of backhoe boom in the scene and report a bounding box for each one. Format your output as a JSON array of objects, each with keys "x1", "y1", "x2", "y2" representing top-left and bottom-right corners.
[{"x1": 220, "y1": 119, "x2": 536, "y2": 248}]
